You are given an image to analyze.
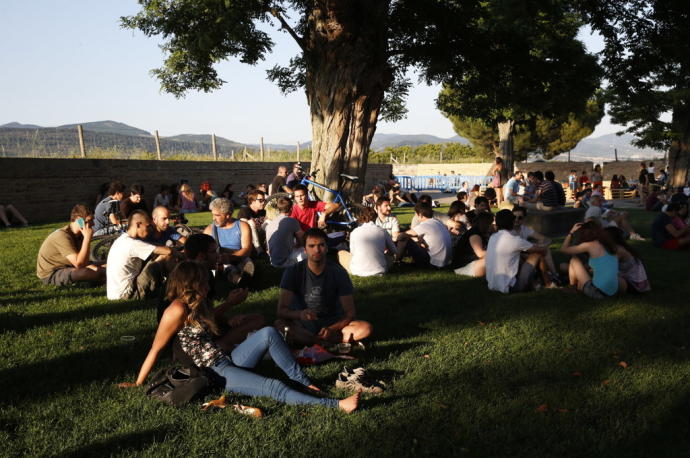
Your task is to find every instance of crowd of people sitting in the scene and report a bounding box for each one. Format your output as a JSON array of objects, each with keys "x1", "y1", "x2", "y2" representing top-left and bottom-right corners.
[{"x1": 32, "y1": 162, "x2": 688, "y2": 413}]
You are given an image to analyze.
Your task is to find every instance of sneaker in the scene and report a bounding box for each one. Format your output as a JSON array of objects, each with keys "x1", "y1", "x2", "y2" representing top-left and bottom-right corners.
[
  {"x1": 629, "y1": 233, "x2": 646, "y2": 241},
  {"x1": 335, "y1": 367, "x2": 384, "y2": 394},
  {"x1": 233, "y1": 404, "x2": 264, "y2": 418}
]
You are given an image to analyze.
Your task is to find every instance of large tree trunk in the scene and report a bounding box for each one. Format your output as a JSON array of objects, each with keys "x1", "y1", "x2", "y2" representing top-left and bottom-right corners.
[
  {"x1": 497, "y1": 119, "x2": 515, "y2": 181},
  {"x1": 305, "y1": 1, "x2": 392, "y2": 201},
  {"x1": 668, "y1": 108, "x2": 690, "y2": 188}
]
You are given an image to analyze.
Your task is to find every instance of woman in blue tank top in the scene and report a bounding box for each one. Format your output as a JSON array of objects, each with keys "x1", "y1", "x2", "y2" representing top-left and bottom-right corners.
[{"x1": 561, "y1": 221, "x2": 621, "y2": 299}]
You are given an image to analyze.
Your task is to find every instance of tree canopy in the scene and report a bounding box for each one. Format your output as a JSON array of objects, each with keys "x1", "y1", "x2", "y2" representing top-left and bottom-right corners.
[
  {"x1": 436, "y1": 0, "x2": 602, "y2": 178},
  {"x1": 586, "y1": 0, "x2": 690, "y2": 186},
  {"x1": 444, "y1": 93, "x2": 604, "y2": 161}
]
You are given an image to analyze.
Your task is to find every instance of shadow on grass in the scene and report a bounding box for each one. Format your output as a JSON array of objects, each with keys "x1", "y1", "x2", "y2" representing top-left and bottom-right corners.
[
  {"x1": 0, "y1": 299, "x2": 148, "y2": 333},
  {"x1": 56, "y1": 426, "x2": 174, "y2": 457},
  {"x1": 0, "y1": 340, "x2": 152, "y2": 404}
]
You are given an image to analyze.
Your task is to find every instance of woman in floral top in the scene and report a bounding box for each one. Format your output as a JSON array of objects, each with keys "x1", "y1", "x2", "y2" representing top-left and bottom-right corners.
[{"x1": 120, "y1": 261, "x2": 359, "y2": 413}]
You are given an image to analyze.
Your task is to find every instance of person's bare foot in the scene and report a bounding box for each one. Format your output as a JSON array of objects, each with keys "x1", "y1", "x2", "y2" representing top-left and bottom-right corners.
[{"x1": 338, "y1": 392, "x2": 360, "y2": 413}]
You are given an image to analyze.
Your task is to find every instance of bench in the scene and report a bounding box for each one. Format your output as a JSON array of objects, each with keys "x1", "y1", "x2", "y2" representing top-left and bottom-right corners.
[
  {"x1": 610, "y1": 188, "x2": 637, "y2": 199},
  {"x1": 523, "y1": 206, "x2": 585, "y2": 237}
]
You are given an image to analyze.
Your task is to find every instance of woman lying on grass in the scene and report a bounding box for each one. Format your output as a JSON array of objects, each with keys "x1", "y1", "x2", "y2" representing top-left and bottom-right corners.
[
  {"x1": 561, "y1": 221, "x2": 621, "y2": 299},
  {"x1": 119, "y1": 261, "x2": 359, "y2": 413}
]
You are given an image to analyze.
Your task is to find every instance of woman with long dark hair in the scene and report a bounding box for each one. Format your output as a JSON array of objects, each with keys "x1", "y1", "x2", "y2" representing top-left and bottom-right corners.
[
  {"x1": 119, "y1": 261, "x2": 359, "y2": 412},
  {"x1": 604, "y1": 227, "x2": 651, "y2": 293},
  {"x1": 561, "y1": 221, "x2": 621, "y2": 299}
]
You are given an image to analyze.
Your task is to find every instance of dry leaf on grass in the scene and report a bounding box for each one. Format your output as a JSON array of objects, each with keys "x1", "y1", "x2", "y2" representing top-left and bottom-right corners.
[
  {"x1": 556, "y1": 408, "x2": 570, "y2": 413},
  {"x1": 202, "y1": 395, "x2": 228, "y2": 410},
  {"x1": 618, "y1": 361, "x2": 629, "y2": 369},
  {"x1": 478, "y1": 321, "x2": 486, "y2": 326},
  {"x1": 422, "y1": 354, "x2": 430, "y2": 358},
  {"x1": 602, "y1": 379, "x2": 611, "y2": 386},
  {"x1": 535, "y1": 404, "x2": 549, "y2": 413},
  {"x1": 434, "y1": 401, "x2": 449, "y2": 409},
  {"x1": 571, "y1": 371, "x2": 582, "y2": 377}
]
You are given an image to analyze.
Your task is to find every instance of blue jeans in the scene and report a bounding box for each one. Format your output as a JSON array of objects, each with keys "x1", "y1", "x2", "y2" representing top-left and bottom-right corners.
[{"x1": 210, "y1": 327, "x2": 338, "y2": 408}]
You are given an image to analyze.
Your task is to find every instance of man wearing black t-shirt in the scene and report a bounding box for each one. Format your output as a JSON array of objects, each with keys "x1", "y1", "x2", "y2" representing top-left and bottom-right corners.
[
  {"x1": 275, "y1": 228, "x2": 373, "y2": 347},
  {"x1": 238, "y1": 189, "x2": 267, "y2": 255},
  {"x1": 270, "y1": 165, "x2": 290, "y2": 195}
]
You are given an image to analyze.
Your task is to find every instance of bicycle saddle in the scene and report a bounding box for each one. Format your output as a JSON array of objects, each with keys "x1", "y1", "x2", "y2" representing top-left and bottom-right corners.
[{"x1": 340, "y1": 174, "x2": 359, "y2": 182}]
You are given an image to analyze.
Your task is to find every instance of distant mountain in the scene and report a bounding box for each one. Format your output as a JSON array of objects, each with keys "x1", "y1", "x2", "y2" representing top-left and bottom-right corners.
[
  {"x1": 549, "y1": 132, "x2": 665, "y2": 162},
  {"x1": 1, "y1": 122, "x2": 43, "y2": 129},
  {"x1": 57, "y1": 120, "x2": 151, "y2": 137},
  {"x1": 370, "y1": 133, "x2": 469, "y2": 150}
]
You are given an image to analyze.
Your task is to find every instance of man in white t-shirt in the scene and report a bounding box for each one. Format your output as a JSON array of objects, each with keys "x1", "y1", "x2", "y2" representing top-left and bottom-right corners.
[
  {"x1": 485, "y1": 209, "x2": 552, "y2": 293},
  {"x1": 398, "y1": 203, "x2": 452, "y2": 268},
  {"x1": 511, "y1": 205, "x2": 558, "y2": 279},
  {"x1": 265, "y1": 196, "x2": 305, "y2": 268},
  {"x1": 585, "y1": 196, "x2": 645, "y2": 241},
  {"x1": 106, "y1": 211, "x2": 176, "y2": 300},
  {"x1": 339, "y1": 207, "x2": 397, "y2": 276}
]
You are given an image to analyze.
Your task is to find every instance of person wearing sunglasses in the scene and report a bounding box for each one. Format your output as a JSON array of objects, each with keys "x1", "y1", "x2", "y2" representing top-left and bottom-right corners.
[{"x1": 238, "y1": 189, "x2": 268, "y2": 256}]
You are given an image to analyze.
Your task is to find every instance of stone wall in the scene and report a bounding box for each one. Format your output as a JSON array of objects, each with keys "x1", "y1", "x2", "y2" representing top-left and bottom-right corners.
[
  {"x1": 0, "y1": 158, "x2": 391, "y2": 223},
  {"x1": 516, "y1": 162, "x2": 593, "y2": 182},
  {"x1": 602, "y1": 160, "x2": 651, "y2": 181}
]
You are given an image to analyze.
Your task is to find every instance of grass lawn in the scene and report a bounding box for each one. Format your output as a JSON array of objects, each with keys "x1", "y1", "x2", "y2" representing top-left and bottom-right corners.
[{"x1": 1, "y1": 208, "x2": 690, "y2": 457}]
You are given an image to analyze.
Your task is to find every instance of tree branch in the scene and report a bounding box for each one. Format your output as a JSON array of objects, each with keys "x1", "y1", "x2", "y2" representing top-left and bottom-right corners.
[{"x1": 271, "y1": 9, "x2": 306, "y2": 52}]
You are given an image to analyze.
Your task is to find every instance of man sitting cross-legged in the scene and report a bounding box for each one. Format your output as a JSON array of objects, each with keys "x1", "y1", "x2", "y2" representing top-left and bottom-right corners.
[
  {"x1": 36, "y1": 204, "x2": 106, "y2": 286},
  {"x1": 652, "y1": 202, "x2": 690, "y2": 250},
  {"x1": 510, "y1": 206, "x2": 559, "y2": 279},
  {"x1": 265, "y1": 196, "x2": 306, "y2": 268},
  {"x1": 106, "y1": 210, "x2": 178, "y2": 300},
  {"x1": 397, "y1": 203, "x2": 452, "y2": 268},
  {"x1": 203, "y1": 197, "x2": 254, "y2": 282},
  {"x1": 181, "y1": 233, "x2": 264, "y2": 345},
  {"x1": 338, "y1": 206, "x2": 397, "y2": 277},
  {"x1": 146, "y1": 206, "x2": 187, "y2": 247},
  {"x1": 275, "y1": 228, "x2": 372, "y2": 347},
  {"x1": 485, "y1": 209, "x2": 555, "y2": 293}
]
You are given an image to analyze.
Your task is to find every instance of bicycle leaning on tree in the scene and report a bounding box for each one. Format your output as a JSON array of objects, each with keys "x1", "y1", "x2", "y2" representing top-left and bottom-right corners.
[{"x1": 266, "y1": 168, "x2": 365, "y2": 231}]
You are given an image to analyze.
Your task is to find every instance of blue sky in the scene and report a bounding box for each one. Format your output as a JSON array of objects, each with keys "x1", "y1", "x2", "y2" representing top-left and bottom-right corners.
[{"x1": 0, "y1": 0, "x2": 617, "y2": 144}]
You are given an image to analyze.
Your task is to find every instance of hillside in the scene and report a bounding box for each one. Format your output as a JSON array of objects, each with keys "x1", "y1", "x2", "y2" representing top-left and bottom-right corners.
[{"x1": 0, "y1": 119, "x2": 668, "y2": 161}]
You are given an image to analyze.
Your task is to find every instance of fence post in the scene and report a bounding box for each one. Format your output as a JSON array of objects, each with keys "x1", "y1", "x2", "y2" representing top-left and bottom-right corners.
[
  {"x1": 260, "y1": 137, "x2": 265, "y2": 161},
  {"x1": 212, "y1": 134, "x2": 218, "y2": 160},
  {"x1": 297, "y1": 141, "x2": 301, "y2": 162},
  {"x1": 77, "y1": 125, "x2": 86, "y2": 158},
  {"x1": 154, "y1": 130, "x2": 162, "y2": 160},
  {"x1": 243, "y1": 146, "x2": 248, "y2": 160}
]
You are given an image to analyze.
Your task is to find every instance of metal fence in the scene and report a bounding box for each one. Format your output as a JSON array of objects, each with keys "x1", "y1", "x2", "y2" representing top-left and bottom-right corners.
[{"x1": 396, "y1": 175, "x2": 490, "y2": 192}]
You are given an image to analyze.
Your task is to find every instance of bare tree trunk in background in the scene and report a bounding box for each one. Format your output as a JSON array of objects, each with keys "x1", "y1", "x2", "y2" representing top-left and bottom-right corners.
[
  {"x1": 306, "y1": 0, "x2": 392, "y2": 201},
  {"x1": 668, "y1": 109, "x2": 690, "y2": 188},
  {"x1": 497, "y1": 120, "x2": 515, "y2": 181}
]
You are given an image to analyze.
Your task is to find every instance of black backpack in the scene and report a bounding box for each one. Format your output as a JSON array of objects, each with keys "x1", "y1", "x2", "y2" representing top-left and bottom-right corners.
[
  {"x1": 145, "y1": 366, "x2": 210, "y2": 408},
  {"x1": 145, "y1": 337, "x2": 223, "y2": 407}
]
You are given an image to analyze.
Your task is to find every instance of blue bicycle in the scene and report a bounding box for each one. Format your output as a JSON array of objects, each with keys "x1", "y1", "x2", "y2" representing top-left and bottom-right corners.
[{"x1": 266, "y1": 168, "x2": 364, "y2": 231}]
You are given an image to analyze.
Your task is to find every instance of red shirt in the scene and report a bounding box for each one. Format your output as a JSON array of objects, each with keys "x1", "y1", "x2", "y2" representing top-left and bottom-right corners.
[{"x1": 291, "y1": 200, "x2": 327, "y2": 231}]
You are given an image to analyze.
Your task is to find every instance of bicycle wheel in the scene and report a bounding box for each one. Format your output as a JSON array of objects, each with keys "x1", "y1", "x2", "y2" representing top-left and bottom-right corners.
[
  {"x1": 90, "y1": 234, "x2": 118, "y2": 262},
  {"x1": 174, "y1": 223, "x2": 195, "y2": 238}
]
